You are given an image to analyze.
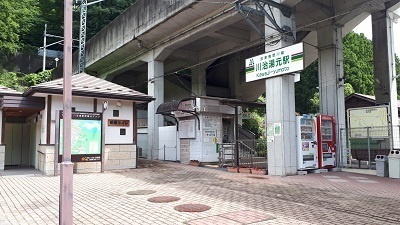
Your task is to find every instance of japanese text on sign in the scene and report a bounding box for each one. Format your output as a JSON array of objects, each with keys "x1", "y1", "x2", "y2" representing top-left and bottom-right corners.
[{"x1": 246, "y1": 43, "x2": 304, "y2": 82}]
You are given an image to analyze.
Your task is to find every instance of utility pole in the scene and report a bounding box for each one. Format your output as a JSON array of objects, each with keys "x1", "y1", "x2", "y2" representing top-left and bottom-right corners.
[
  {"x1": 41, "y1": 26, "x2": 78, "y2": 72},
  {"x1": 78, "y1": 0, "x2": 105, "y2": 73},
  {"x1": 42, "y1": 24, "x2": 47, "y2": 72},
  {"x1": 60, "y1": 0, "x2": 73, "y2": 223}
]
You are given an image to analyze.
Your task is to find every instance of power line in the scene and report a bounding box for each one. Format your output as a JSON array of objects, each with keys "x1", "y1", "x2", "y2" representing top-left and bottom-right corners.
[{"x1": 123, "y1": 0, "x2": 388, "y2": 89}]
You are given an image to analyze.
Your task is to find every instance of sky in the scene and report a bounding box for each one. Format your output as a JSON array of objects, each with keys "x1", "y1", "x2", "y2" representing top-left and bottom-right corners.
[{"x1": 353, "y1": 15, "x2": 400, "y2": 55}]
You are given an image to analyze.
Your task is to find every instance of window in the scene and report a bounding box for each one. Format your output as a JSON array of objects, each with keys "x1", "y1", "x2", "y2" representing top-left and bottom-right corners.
[
  {"x1": 113, "y1": 110, "x2": 119, "y2": 117},
  {"x1": 120, "y1": 128, "x2": 126, "y2": 135}
]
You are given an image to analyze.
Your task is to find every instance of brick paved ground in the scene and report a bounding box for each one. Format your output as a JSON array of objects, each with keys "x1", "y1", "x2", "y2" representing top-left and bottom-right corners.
[{"x1": 0, "y1": 160, "x2": 399, "y2": 225}]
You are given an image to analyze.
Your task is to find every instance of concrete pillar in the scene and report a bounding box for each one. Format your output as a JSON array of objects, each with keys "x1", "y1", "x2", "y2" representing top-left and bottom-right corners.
[
  {"x1": 372, "y1": 10, "x2": 399, "y2": 148},
  {"x1": 265, "y1": 2, "x2": 297, "y2": 176},
  {"x1": 229, "y1": 53, "x2": 242, "y2": 99},
  {"x1": 0, "y1": 110, "x2": 2, "y2": 144},
  {"x1": 148, "y1": 60, "x2": 164, "y2": 160},
  {"x1": 317, "y1": 25, "x2": 346, "y2": 166},
  {"x1": 192, "y1": 64, "x2": 207, "y2": 96}
]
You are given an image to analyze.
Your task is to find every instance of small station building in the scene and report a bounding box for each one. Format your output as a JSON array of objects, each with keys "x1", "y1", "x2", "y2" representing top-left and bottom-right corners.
[{"x1": 0, "y1": 73, "x2": 154, "y2": 175}]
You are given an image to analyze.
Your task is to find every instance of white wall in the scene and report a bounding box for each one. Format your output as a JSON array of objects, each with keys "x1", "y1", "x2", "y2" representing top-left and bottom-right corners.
[
  {"x1": 47, "y1": 95, "x2": 134, "y2": 145},
  {"x1": 96, "y1": 99, "x2": 134, "y2": 144},
  {"x1": 50, "y1": 96, "x2": 94, "y2": 144},
  {"x1": 159, "y1": 126, "x2": 178, "y2": 161}
]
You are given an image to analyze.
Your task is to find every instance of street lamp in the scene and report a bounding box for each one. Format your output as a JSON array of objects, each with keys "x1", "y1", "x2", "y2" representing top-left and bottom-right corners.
[{"x1": 55, "y1": 58, "x2": 59, "y2": 67}]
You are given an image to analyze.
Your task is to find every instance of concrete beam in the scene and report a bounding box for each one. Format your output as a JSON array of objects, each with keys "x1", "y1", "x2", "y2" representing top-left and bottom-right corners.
[
  {"x1": 208, "y1": 26, "x2": 250, "y2": 43},
  {"x1": 169, "y1": 49, "x2": 199, "y2": 63}
]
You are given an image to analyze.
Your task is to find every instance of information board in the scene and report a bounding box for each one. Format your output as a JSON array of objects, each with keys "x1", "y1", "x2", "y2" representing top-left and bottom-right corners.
[
  {"x1": 178, "y1": 119, "x2": 196, "y2": 139},
  {"x1": 347, "y1": 106, "x2": 389, "y2": 138},
  {"x1": 58, "y1": 111, "x2": 102, "y2": 162}
]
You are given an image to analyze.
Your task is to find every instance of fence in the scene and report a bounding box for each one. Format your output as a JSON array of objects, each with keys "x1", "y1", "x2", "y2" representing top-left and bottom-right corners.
[
  {"x1": 218, "y1": 139, "x2": 267, "y2": 168},
  {"x1": 339, "y1": 126, "x2": 396, "y2": 169}
]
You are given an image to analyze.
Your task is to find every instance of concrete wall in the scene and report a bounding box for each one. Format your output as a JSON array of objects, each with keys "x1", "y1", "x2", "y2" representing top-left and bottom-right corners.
[
  {"x1": 104, "y1": 144, "x2": 136, "y2": 170},
  {"x1": 38, "y1": 145, "x2": 55, "y2": 175},
  {"x1": 0, "y1": 145, "x2": 4, "y2": 170},
  {"x1": 85, "y1": 0, "x2": 195, "y2": 67},
  {"x1": 38, "y1": 144, "x2": 137, "y2": 175}
]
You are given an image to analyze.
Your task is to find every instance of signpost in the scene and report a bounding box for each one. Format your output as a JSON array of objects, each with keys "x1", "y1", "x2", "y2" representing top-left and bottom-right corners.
[{"x1": 245, "y1": 42, "x2": 304, "y2": 82}]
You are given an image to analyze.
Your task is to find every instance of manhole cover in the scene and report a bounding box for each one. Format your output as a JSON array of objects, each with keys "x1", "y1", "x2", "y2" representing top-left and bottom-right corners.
[
  {"x1": 148, "y1": 196, "x2": 181, "y2": 203},
  {"x1": 174, "y1": 204, "x2": 211, "y2": 212},
  {"x1": 126, "y1": 190, "x2": 156, "y2": 195},
  {"x1": 247, "y1": 176, "x2": 268, "y2": 179}
]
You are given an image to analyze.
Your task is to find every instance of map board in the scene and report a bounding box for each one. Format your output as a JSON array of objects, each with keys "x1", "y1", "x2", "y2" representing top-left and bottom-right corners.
[
  {"x1": 178, "y1": 119, "x2": 196, "y2": 139},
  {"x1": 58, "y1": 112, "x2": 102, "y2": 162},
  {"x1": 347, "y1": 106, "x2": 389, "y2": 138}
]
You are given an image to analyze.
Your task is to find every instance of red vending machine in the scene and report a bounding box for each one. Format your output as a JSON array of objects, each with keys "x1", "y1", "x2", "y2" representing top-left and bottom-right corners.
[{"x1": 316, "y1": 115, "x2": 336, "y2": 168}]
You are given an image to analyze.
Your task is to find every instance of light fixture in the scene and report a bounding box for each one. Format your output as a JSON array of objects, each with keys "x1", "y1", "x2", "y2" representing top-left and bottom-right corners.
[{"x1": 116, "y1": 101, "x2": 122, "y2": 107}]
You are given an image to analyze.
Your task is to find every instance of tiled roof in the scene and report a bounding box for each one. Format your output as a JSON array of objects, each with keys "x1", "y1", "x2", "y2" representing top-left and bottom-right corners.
[
  {"x1": 346, "y1": 93, "x2": 400, "y2": 107},
  {"x1": 0, "y1": 85, "x2": 22, "y2": 96},
  {"x1": 23, "y1": 73, "x2": 154, "y2": 103}
]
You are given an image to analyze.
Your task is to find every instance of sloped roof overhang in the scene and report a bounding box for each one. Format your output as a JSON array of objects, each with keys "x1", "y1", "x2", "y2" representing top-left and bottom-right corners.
[
  {"x1": 23, "y1": 73, "x2": 155, "y2": 103},
  {"x1": 0, "y1": 96, "x2": 45, "y2": 118}
]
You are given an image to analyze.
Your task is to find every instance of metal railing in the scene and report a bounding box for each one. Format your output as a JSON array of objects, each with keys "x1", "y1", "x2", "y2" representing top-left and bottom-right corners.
[
  {"x1": 218, "y1": 139, "x2": 267, "y2": 168},
  {"x1": 237, "y1": 139, "x2": 267, "y2": 168},
  {"x1": 340, "y1": 126, "x2": 394, "y2": 169}
]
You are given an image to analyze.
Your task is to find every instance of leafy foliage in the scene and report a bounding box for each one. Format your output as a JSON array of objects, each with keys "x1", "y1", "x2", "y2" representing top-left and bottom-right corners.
[
  {"x1": 242, "y1": 95, "x2": 266, "y2": 139},
  {"x1": 0, "y1": 0, "x2": 41, "y2": 68},
  {"x1": 295, "y1": 32, "x2": 400, "y2": 113},
  {"x1": 0, "y1": 70, "x2": 53, "y2": 92},
  {"x1": 343, "y1": 32, "x2": 374, "y2": 95},
  {"x1": 295, "y1": 60, "x2": 319, "y2": 114},
  {"x1": 75, "y1": 0, "x2": 138, "y2": 41}
]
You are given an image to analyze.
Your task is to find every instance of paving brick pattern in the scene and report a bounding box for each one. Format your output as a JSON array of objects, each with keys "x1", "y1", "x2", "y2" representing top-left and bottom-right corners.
[
  {"x1": 0, "y1": 160, "x2": 399, "y2": 224},
  {"x1": 148, "y1": 196, "x2": 180, "y2": 203}
]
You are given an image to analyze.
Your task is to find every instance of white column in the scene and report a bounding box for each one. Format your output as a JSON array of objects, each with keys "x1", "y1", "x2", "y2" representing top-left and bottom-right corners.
[
  {"x1": 265, "y1": 2, "x2": 297, "y2": 176},
  {"x1": 372, "y1": 10, "x2": 399, "y2": 148},
  {"x1": 317, "y1": 25, "x2": 346, "y2": 166},
  {"x1": 148, "y1": 60, "x2": 164, "y2": 160}
]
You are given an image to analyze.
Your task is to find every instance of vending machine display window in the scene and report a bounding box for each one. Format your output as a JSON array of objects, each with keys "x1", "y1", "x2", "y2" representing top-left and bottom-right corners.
[
  {"x1": 317, "y1": 115, "x2": 336, "y2": 168},
  {"x1": 296, "y1": 115, "x2": 318, "y2": 170}
]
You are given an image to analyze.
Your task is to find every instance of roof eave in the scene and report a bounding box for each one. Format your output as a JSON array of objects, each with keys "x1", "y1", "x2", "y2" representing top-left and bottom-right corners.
[{"x1": 25, "y1": 87, "x2": 155, "y2": 103}]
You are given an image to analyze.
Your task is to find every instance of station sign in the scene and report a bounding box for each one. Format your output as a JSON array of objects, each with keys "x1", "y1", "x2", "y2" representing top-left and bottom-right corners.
[{"x1": 245, "y1": 43, "x2": 304, "y2": 82}]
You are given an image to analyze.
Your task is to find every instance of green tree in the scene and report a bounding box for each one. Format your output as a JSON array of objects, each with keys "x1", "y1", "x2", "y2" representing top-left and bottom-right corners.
[
  {"x1": 242, "y1": 95, "x2": 266, "y2": 139},
  {"x1": 343, "y1": 32, "x2": 374, "y2": 95},
  {"x1": 0, "y1": 0, "x2": 41, "y2": 68},
  {"x1": 77, "y1": 0, "x2": 138, "y2": 40},
  {"x1": 295, "y1": 32, "x2": 400, "y2": 113},
  {"x1": 295, "y1": 60, "x2": 319, "y2": 114},
  {"x1": 0, "y1": 70, "x2": 52, "y2": 92}
]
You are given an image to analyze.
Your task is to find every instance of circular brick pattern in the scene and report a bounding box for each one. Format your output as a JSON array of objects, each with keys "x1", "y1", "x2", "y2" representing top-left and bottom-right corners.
[
  {"x1": 126, "y1": 190, "x2": 156, "y2": 195},
  {"x1": 148, "y1": 196, "x2": 181, "y2": 203},
  {"x1": 247, "y1": 176, "x2": 268, "y2": 179},
  {"x1": 174, "y1": 204, "x2": 211, "y2": 212}
]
